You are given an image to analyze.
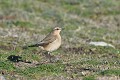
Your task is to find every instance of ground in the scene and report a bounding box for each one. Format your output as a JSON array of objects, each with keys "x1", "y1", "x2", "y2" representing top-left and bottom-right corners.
[{"x1": 0, "y1": 0, "x2": 120, "y2": 80}]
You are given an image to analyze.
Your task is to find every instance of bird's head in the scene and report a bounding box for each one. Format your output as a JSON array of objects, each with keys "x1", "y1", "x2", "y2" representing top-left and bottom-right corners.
[{"x1": 53, "y1": 27, "x2": 61, "y2": 35}]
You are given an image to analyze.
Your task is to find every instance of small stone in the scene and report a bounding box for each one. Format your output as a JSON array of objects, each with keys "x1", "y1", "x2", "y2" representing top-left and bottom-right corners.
[{"x1": 0, "y1": 75, "x2": 6, "y2": 80}]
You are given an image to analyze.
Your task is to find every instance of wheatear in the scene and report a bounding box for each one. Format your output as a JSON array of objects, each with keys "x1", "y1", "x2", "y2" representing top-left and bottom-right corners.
[{"x1": 24, "y1": 27, "x2": 62, "y2": 56}]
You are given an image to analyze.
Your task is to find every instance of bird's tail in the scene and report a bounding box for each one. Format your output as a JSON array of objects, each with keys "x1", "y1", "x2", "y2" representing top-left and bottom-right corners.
[{"x1": 22, "y1": 44, "x2": 41, "y2": 49}]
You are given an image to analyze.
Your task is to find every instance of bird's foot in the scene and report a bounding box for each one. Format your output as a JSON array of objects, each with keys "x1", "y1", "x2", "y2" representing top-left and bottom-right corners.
[
  {"x1": 49, "y1": 55, "x2": 60, "y2": 63},
  {"x1": 44, "y1": 52, "x2": 60, "y2": 63}
]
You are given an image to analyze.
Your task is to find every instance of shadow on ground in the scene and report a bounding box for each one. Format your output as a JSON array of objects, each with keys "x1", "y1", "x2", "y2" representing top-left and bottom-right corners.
[{"x1": 7, "y1": 55, "x2": 31, "y2": 63}]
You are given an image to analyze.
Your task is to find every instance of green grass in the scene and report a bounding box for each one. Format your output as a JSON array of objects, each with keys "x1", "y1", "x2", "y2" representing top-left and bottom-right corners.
[
  {"x1": 0, "y1": 61, "x2": 15, "y2": 71},
  {"x1": 16, "y1": 63, "x2": 65, "y2": 78},
  {"x1": 83, "y1": 75, "x2": 96, "y2": 80},
  {"x1": 100, "y1": 69, "x2": 120, "y2": 76},
  {"x1": 0, "y1": 0, "x2": 120, "y2": 79},
  {"x1": 13, "y1": 21, "x2": 34, "y2": 28}
]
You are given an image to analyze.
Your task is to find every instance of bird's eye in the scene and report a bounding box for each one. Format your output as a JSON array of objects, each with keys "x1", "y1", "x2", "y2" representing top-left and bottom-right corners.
[{"x1": 55, "y1": 28, "x2": 59, "y2": 30}]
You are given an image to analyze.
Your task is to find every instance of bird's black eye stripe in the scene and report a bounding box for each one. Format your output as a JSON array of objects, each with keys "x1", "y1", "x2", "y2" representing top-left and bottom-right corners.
[{"x1": 55, "y1": 28, "x2": 59, "y2": 30}]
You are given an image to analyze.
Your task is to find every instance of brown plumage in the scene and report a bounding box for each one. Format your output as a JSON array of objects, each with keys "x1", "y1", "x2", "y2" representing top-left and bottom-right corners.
[{"x1": 24, "y1": 27, "x2": 62, "y2": 52}]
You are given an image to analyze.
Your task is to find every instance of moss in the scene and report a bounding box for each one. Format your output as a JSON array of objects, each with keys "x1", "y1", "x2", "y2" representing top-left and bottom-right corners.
[
  {"x1": 100, "y1": 69, "x2": 120, "y2": 76},
  {"x1": 83, "y1": 75, "x2": 96, "y2": 80}
]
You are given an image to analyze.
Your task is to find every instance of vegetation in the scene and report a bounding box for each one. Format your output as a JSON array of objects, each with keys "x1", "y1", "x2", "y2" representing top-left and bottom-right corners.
[{"x1": 0, "y1": 0, "x2": 120, "y2": 80}]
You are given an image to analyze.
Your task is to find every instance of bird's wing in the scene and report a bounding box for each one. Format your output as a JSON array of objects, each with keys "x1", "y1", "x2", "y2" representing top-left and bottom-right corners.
[
  {"x1": 23, "y1": 33, "x2": 56, "y2": 48},
  {"x1": 40, "y1": 33, "x2": 56, "y2": 45}
]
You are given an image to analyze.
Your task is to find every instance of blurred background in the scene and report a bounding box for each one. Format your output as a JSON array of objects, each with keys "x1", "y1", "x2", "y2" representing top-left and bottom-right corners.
[{"x1": 0, "y1": 0, "x2": 120, "y2": 80}]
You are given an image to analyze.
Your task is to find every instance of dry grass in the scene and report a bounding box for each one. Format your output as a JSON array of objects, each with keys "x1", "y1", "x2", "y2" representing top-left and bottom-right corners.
[{"x1": 0, "y1": 0, "x2": 120, "y2": 80}]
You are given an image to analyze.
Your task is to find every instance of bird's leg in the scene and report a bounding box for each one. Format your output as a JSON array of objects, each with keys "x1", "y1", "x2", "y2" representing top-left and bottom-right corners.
[
  {"x1": 48, "y1": 52, "x2": 60, "y2": 63},
  {"x1": 44, "y1": 51, "x2": 60, "y2": 63},
  {"x1": 44, "y1": 51, "x2": 51, "y2": 58},
  {"x1": 47, "y1": 51, "x2": 51, "y2": 55},
  {"x1": 43, "y1": 51, "x2": 53, "y2": 62},
  {"x1": 44, "y1": 51, "x2": 54, "y2": 62}
]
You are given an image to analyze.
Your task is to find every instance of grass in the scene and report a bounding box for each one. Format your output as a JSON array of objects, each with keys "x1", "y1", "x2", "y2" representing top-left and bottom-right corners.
[
  {"x1": 83, "y1": 75, "x2": 96, "y2": 80},
  {"x1": 16, "y1": 63, "x2": 65, "y2": 79},
  {"x1": 100, "y1": 69, "x2": 120, "y2": 76},
  {"x1": 0, "y1": 0, "x2": 120, "y2": 80}
]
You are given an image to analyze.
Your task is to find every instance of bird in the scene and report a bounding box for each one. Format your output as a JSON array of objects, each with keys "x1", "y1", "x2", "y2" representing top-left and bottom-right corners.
[{"x1": 23, "y1": 27, "x2": 62, "y2": 59}]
